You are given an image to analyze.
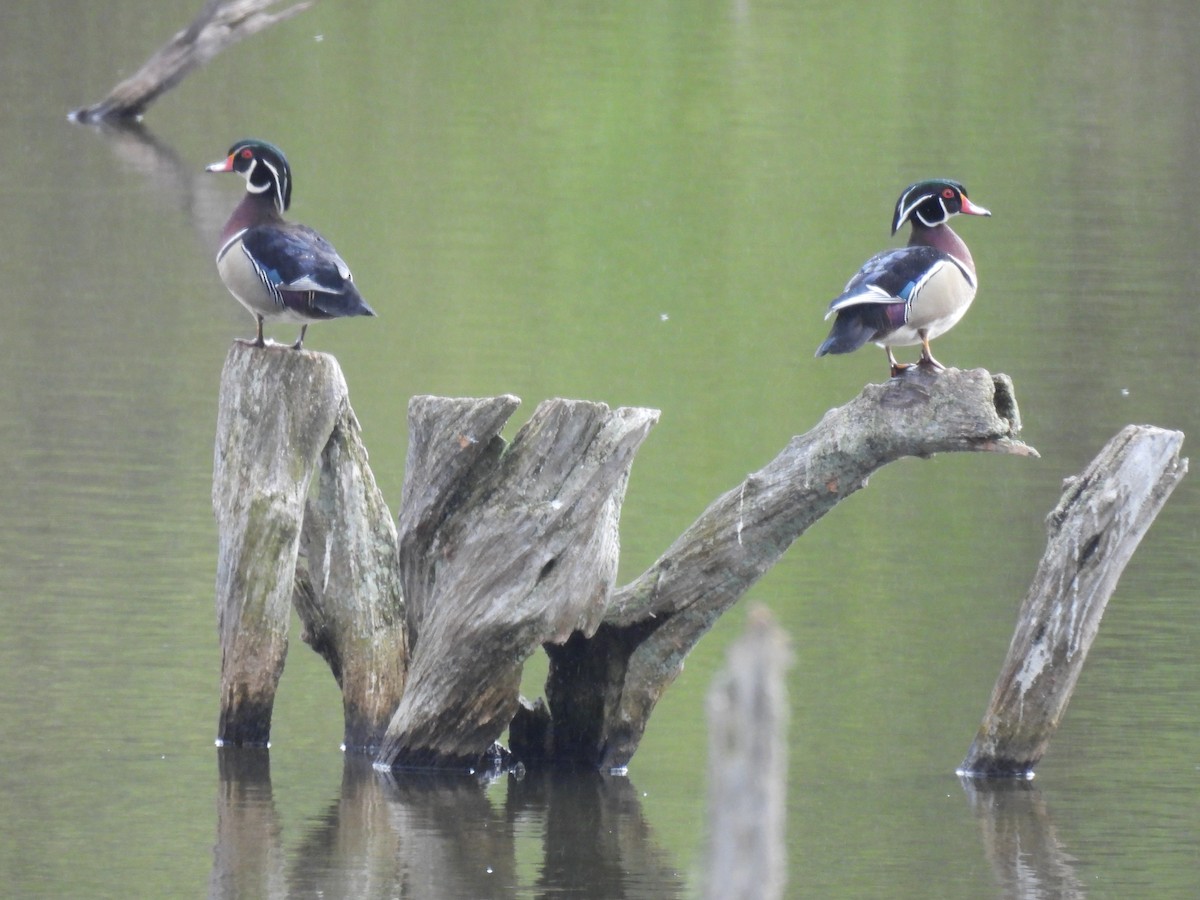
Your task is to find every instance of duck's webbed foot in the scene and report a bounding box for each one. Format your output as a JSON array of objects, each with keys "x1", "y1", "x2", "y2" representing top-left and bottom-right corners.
[
  {"x1": 236, "y1": 316, "x2": 268, "y2": 348},
  {"x1": 916, "y1": 335, "x2": 945, "y2": 372},
  {"x1": 886, "y1": 347, "x2": 913, "y2": 378}
]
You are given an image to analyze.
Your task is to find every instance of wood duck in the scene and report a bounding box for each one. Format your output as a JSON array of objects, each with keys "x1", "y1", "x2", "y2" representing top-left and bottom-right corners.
[
  {"x1": 815, "y1": 179, "x2": 990, "y2": 377},
  {"x1": 206, "y1": 139, "x2": 375, "y2": 349}
]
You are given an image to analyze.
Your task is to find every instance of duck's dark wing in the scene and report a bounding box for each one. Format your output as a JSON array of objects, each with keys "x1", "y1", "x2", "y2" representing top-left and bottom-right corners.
[
  {"x1": 241, "y1": 224, "x2": 374, "y2": 318},
  {"x1": 826, "y1": 245, "x2": 945, "y2": 313},
  {"x1": 240, "y1": 224, "x2": 354, "y2": 294}
]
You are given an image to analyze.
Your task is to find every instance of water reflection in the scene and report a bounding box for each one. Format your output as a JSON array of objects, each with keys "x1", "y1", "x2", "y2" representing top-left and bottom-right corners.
[
  {"x1": 210, "y1": 749, "x2": 284, "y2": 899},
  {"x1": 209, "y1": 749, "x2": 685, "y2": 899},
  {"x1": 81, "y1": 120, "x2": 235, "y2": 252},
  {"x1": 510, "y1": 768, "x2": 683, "y2": 897},
  {"x1": 959, "y1": 777, "x2": 1085, "y2": 900},
  {"x1": 5, "y1": 2, "x2": 1199, "y2": 896}
]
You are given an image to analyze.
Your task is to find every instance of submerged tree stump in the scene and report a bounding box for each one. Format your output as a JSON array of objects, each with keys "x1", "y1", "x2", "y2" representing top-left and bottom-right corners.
[
  {"x1": 213, "y1": 351, "x2": 1045, "y2": 769},
  {"x1": 213, "y1": 347, "x2": 343, "y2": 745},
  {"x1": 294, "y1": 393, "x2": 406, "y2": 754},
  {"x1": 213, "y1": 344, "x2": 405, "y2": 749},
  {"x1": 959, "y1": 425, "x2": 1187, "y2": 777}
]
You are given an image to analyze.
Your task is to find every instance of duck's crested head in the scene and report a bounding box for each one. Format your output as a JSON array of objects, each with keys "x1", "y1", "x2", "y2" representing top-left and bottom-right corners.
[
  {"x1": 891, "y1": 179, "x2": 990, "y2": 235},
  {"x1": 206, "y1": 139, "x2": 292, "y2": 214}
]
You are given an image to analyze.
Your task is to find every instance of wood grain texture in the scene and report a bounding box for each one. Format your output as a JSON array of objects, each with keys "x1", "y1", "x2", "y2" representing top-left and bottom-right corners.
[
  {"x1": 212, "y1": 343, "x2": 345, "y2": 745},
  {"x1": 379, "y1": 397, "x2": 660, "y2": 768},
  {"x1": 960, "y1": 424, "x2": 1187, "y2": 777}
]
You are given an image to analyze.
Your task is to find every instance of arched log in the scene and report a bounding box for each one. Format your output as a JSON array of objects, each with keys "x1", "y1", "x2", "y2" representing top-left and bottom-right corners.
[{"x1": 516, "y1": 368, "x2": 1037, "y2": 769}]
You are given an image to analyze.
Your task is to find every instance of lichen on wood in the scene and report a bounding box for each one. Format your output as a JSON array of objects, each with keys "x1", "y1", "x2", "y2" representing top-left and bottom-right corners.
[{"x1": 214, "y1": 344, "x2": 409, "y2": 752}]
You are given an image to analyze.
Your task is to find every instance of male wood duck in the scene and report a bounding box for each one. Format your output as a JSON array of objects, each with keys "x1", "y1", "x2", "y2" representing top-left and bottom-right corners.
[
  {"x1": 815, "y1": 179, "x2": 990, "y2": 377},
  {"x1": 206, "y1": 139, "x2": 375, "y2": 349}
]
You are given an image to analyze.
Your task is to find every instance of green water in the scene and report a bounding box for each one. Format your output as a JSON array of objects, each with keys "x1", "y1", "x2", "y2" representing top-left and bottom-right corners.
[{"x1": 1, "y1": 1, "x2": 1197, "y2": 896}]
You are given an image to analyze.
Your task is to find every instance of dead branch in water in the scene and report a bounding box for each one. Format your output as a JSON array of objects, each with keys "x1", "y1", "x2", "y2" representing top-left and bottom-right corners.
[
  {"x1": 959, "y1": 425, "x2": 1187, "y2": 778},
  {"x1": 70, "y1": 0, "x2": 312, "y2": 124}
]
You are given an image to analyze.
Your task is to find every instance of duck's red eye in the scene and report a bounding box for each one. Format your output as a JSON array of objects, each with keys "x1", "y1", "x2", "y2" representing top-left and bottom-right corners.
[
  {"x1": 942, "y1": 187, "x2": 955, "y2": 199},
  {"x1": 240, "y1": 148, "x2": 253, "y2": 159}
]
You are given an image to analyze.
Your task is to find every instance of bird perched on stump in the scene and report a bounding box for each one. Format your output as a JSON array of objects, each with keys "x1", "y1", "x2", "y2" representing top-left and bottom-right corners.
[
  {"x1": 206, "y1": 139, "x2": 375, "y2": 349},
  {"x1": 815, "y1": 179, "x2": 990, "y2": 377}
]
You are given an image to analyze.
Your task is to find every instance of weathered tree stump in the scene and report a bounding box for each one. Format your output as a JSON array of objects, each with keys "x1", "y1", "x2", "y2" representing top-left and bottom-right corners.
[
  {"x1": 70, "y1": 0, "x2": 312, "y2": 124},
  {"x1": 959, "y1": 425, "x2": 1187, "y2": 777},
  {"x1": 513, "y1": 368, "x2": 1037, "y2": 770},
  {"x1": 704, "y1": 606, "x2": 791, "y2": 900},
  {"x1": 213, "y1": 344, "x2": 405, "y2": 749},
  {"x1": 378, "y1": 396, "x2": 659, "y2": 768},
  {"x1": 214, "y1": 352, "x2": 1047, "y2": 769},
  {"x1": 212, "y1": 347, "x2": 659, "y2": 762},
  {"x1": 213, "y1": 346, "x2": 344, "y2": 746},
  {"x1": 294, "y1": 396, "x2": 406, "y2": 754}
]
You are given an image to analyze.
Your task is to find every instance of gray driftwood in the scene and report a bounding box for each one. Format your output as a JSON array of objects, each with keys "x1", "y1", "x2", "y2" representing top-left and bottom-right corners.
[
  {"x1": 959, "y1": 425, "x2": 1187, "y2": 777},
  {"x1": 378, "y1": 396, "x2": 659, "y2": 768},
  {"x1": 513, "y1": 368, "x2": 1037, "y2": 770},
  {"x1": 70, "y1": 0, "x2": 312, "y2": 124},
  {"x1": 704, "y1": 606, "x2": 791, "y2": 900},
  {"x1": 213, "y1": 351, "x2": 1044, "y2": 768},
  {"x1": 293, "y1": 393, "x2": 406, "y2": 753},
  {"x1": 214, "y1": 344, "x2": 405, "y2": 748}
]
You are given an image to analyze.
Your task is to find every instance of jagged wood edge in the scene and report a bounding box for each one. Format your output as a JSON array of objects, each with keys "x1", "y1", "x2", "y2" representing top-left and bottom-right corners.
[{"x1": 381, "y1": 397, "x2": 659, "y2": 768}]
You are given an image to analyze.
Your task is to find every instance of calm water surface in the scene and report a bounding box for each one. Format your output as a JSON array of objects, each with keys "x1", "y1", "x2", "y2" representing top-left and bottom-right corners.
[{"x1": 1, "y1": 2, "x2": 1198, "y2": 897}]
